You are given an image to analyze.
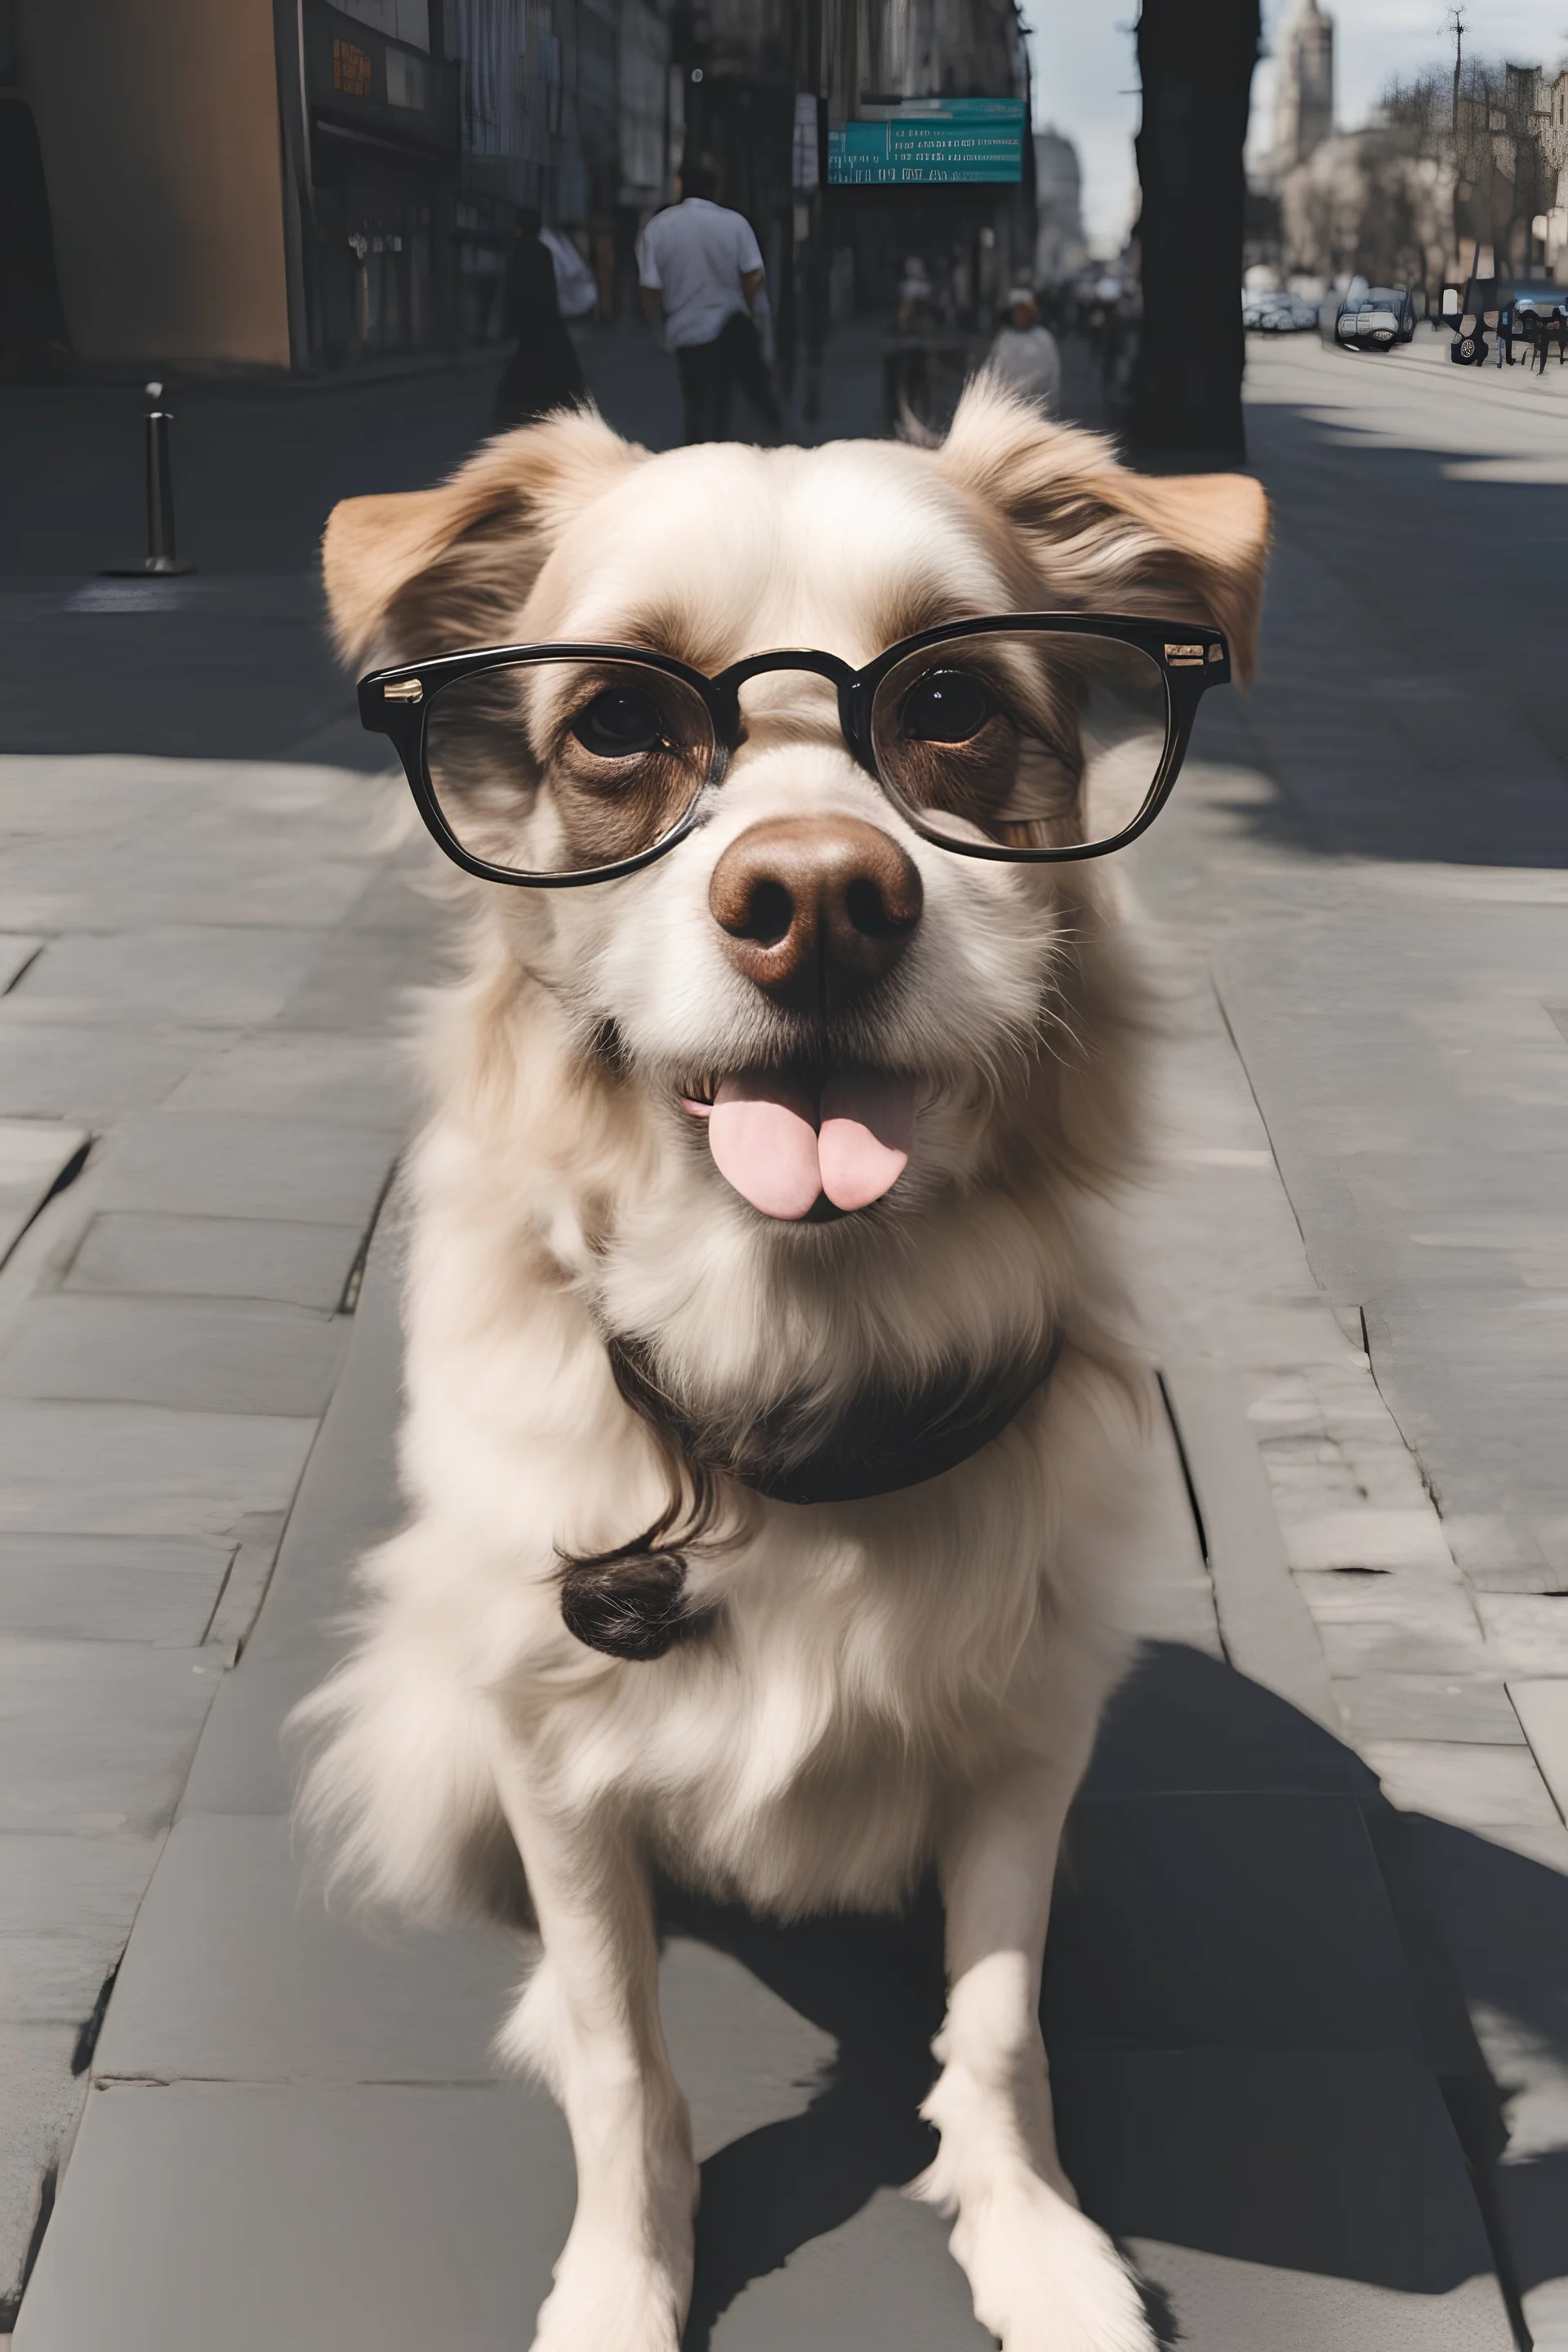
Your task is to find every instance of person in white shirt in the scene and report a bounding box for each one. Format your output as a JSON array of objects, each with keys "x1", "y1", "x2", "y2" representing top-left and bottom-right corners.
[
  {"x1": 639, "y1": 163, "x2": 782, "y2": 443},
  {"x1": 987, "y1": 287, "x2": 1062, "y2": 411}
]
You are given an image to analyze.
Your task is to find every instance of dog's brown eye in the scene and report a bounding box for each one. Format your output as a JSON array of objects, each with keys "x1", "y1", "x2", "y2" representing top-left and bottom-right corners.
[
  {"x1": 571, "y1": 688, "x2": 667, "y2": 758},
  {"x1": 899, "y1": 670, "x2": 993, "y2": 745}
]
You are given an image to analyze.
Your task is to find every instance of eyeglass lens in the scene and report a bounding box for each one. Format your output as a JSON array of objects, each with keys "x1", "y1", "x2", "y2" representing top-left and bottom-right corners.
[
  {"x1": 424, "y1": 657, "x2": 716, "y2": 876},
  {"x1": 869, "y1": 630, "x2": 1169, "y2": 854}
]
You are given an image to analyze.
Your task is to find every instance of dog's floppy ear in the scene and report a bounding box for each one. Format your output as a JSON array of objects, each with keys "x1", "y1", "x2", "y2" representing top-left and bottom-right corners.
[
  {"x1": 938, "y1": 376, "x2": 1271, "y2": 683},
  {"x1": 321, "y1": 407, "x2": 644, "y2": 671}
]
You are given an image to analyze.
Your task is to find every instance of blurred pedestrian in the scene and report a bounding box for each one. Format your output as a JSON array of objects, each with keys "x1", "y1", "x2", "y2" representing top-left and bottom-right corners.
[
  {"x1": 491, "y1": 210, "x2": 586, "y2": 433},
  {"x1": 540, "y1": 225, "x2": 599, "y2": 323},
  {"x1": 987, "y1": 288, "x2": 1061, "y2": 410},
  {"x1": 896, "y1": 256, "x2": 934, "y2": 334},
  {"x1": 639, "y1": 163, "x2": 782, "y2": 443}
]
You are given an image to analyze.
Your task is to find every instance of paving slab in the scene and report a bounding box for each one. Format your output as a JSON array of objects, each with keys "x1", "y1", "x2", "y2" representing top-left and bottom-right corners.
[
  {"x1": 1292, "y1": 1564, "x2": 1482, "y2": 1638},
  {"x1": 1508, "y1": 1681, "x2": 1568, "y2": 1823},
  {"x1": 176, "y1": 1637, "x2": 342, "y2": 1818},
  {"x1": 176, "y1": 1234, "x2": 404, "y2": 1817},
  {"x1": 1477, "y1": 1593, "x2": 1568, "y2": 1675},
  {"x1": 11, "y1": 2082, "x2": 577, "y2": 2352},
  {"x1": 91, "y1": 1109, "x2": 399, "y2": 1225},
  {"x1": 164, "y1": 1031, "x2": 412, "y2": 1128},
  {"x1": 0, "y1": 1020, "x2": 210, "y2": 1119},
  {"x1": 280, "y1": 917, "x2": 448, "y2": 1033},
  {"x1": 1053, "y1": 2047, "x2": 1515, "y2": 2349},
  {"x1": 690, "y1": 2188, "x2": 988, "y2": 2352},
  {"x1": 6, "y1": 926, "x2": 326, "y2": 1029},
  {"x1": 1082, "y1": 1641, "x2": 1364, "y2": 1797},
  {"x1": 0, "y1": 1533, "x2": 234, "y2": 1644},
  {"x1": 0, "y1": 1294, "x2": 351, "y2": 1416},
  {"x1": 94, "y1": 1815, "x2": 522, "y2": 2087},
  {"x1": 1362, "y1": 1740, "x2": 1566, "y2": 1832},
  {"x1": 0, "y1": 1640, "x2": 226, "y2": 1837},
  {"x1": 0, "y1": 1833, "x2": 167, "y2": 2019},
  {"x1": 1313, "y1": 1609, "x2": 1490, "y2": 1679},
  {"x1": 0, "y1": 2025, "x2": 81, "y2": 2334},
  {"x1": 49, "y1": 841, "x2": 386, "y2": 939},
  {"x1": 0, "y1": 756, "x2": 201, "y2": 840},
  {"x1": 343, "y1": 860, "x2": 442, "y2": 936},
  {"x1": 63, "y1": 1211, "x2": 366, "y2": 1309},
  {"x1": 1334, "y1": 1672, "x2": 1526, "y2": 1746},
  {"x1": 65, "y1": 841, "x2": 380, "y2": 936},
  {"x1": 0, "y1": 1400, "x2": 317, "y2": 1537},
  {"x1": 0, "y1": 1024, "x2": 207, "y2": 1122},
  {"x1": 1160, "y1": 1364, "x2": 1340, "y2": 1734},
  {"x1": 0, "y1": 937, "x2": 44, "y2": 992},
  {"x1": 1405, "y1": 1814, "x2": 1568, "y2": 2346},
  {"x1": 1045, "y1": 1793, "x2": 1420, "y2": 2052}
]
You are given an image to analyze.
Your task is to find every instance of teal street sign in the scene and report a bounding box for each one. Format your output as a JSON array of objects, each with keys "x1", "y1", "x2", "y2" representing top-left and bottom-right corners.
[{"x1": 827, "y1": 98, "x2": 1027, "y2": 187}]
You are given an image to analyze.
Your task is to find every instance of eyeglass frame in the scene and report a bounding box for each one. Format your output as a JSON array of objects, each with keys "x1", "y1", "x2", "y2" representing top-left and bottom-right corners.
[{"x1": 357, "y1": 611, "x2": 1232, "y2": 890}]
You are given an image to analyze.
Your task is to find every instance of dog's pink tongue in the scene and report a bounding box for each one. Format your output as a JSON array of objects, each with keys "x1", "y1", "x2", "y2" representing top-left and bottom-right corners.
[
  {"x1": 709, "y1": 1073, "x2": 821, "y2": 1221},
  {"x1": 708, "y1": 1068, "x2": 915, "y2": 1218},
  {"x1": 818, "y1": 1068, "x2": 915, "y2": 1211}
]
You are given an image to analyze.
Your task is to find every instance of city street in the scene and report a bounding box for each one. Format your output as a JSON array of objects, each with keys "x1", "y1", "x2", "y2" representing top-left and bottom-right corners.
[{"x1": 2, "y1": 323, "x2": 1566, "y2": 2350}]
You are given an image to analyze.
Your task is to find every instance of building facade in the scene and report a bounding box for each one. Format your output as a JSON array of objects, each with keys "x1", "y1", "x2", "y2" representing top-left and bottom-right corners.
[
  {"x1": 8, "y1": 0, "x2": 680, "y2": 372},
  {"x1": 7, "y1": 0, "x2": 1033, "y2": 376}
]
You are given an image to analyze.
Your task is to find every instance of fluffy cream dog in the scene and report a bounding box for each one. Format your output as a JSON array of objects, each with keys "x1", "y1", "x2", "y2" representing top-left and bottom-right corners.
[{"x1": 297, "y1": 381, "x2": 1267, "y2": 2352}]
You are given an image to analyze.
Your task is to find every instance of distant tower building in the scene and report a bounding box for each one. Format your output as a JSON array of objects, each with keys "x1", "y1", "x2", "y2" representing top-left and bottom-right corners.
[
  {"x1": 1273, "y1": 0, "x2": 1334, "y2": 167},
  {"x1": 1033, "y1": 129, "x2": 1088, "y2": 281}
]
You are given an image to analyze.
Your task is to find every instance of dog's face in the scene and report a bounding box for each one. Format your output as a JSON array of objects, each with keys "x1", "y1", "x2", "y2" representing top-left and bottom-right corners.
[{"x1": 325, "y1": 390, "x2": 1266, "y2": 1392}]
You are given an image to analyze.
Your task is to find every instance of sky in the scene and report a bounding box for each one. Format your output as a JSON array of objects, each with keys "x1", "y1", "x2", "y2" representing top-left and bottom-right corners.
[{"x1": 1019, "y1": 1, "x2": 1568, "y2": 256}]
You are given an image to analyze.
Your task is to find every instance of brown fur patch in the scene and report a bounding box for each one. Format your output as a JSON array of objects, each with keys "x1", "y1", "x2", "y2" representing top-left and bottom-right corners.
[{"x1": 320, "y1": 408, "x2": 645, "y2": 670}]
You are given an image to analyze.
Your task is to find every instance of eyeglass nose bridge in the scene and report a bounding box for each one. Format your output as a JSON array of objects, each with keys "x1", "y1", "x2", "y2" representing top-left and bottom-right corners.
[{"x1": 709, "y1": 648, "x2": 871, "y2": 770}]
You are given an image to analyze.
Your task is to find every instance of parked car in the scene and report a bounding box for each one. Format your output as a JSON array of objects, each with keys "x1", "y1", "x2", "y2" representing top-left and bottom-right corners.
[
  {"x1": 1507, "y1": 284, "x2": 1568, "y2": 345},
  {"x1": 1242, "y1": 288, "x2": 1318, "y2": 334},
  {"x1": 1329, "y1": 283, "x2": 1416, "y2": 351}
]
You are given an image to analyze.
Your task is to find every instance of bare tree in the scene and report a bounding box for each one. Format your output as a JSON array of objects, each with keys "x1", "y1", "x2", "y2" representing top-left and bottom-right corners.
[{"x1": 1383, "y1": 52, "x2": 1565, "y2": 277}]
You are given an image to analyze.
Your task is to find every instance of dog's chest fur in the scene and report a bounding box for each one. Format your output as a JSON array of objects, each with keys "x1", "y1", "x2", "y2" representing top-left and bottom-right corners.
[{"x1": 387, "y1": 1152, "x2": 1135, "y2": 1918}]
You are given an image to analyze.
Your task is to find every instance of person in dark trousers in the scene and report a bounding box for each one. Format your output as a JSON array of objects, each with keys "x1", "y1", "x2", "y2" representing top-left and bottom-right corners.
[
  {"x1": 490, "y1": 212, "x2": 586, "y2": 432},
  {"x1": 638, "y1": 163, "x2": 782, "y2": 443}
]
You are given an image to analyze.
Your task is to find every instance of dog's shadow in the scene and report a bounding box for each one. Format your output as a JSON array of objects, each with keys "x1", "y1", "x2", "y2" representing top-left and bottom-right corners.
[
  {"x1": 656, "y1": 1644, "x2": 1568, "y2": 2350},
  {"x1": 657, "y1": 1880, "x2": 949, "y2": 2350}
]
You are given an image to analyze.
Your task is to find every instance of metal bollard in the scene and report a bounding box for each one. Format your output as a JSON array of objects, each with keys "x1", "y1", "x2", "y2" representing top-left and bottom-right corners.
[{"x1": 101, "y1": 382, "x2": 195, "y2": 577}]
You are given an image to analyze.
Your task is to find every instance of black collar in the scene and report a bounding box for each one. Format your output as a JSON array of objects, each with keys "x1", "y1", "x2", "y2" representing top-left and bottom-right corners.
[{"x1": 607, "y1": 1327, "x2": 1065, "y2": 1508}]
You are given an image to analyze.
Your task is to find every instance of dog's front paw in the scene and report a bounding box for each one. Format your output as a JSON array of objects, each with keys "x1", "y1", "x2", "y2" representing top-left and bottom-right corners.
[
  {"x1": 938, "y1": 2168, "x2": 1155, "y2": 2352},
  {"x1": 530, "y1": 2240, "x2": 686, "y2": 2352}
]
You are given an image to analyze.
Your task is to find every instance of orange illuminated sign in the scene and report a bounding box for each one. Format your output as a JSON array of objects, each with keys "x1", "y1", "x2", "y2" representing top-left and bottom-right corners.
[{"x1": 332, "y1": 38, "x2": 372, "y2": 97}]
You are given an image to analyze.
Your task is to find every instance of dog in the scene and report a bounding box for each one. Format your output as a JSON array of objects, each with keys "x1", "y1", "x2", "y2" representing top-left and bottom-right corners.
[{"x1": 296, "y1": 377, "x2": 1267, "y2": 2352}]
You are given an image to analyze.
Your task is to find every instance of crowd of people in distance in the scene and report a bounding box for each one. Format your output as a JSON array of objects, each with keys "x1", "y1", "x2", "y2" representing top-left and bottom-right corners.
[{"x1": 490, "y1": 189, "x2": 1114, "y2": 448}]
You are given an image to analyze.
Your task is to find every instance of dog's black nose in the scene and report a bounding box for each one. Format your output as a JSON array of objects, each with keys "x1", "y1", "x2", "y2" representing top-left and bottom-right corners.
[{"x1": 709, "y1": 816, "x2": 922, "y2": 1009}]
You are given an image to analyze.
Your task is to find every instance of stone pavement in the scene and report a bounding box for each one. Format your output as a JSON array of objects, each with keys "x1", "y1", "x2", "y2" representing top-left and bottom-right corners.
[
  {"x1": 0, "y1": 748, "x2": 436, "y2": 2324},
  {"x1": 1126, "y1": 326, "x2": 1568, "y2": 2347},
  {"x1": 2, "y1": 324, "x2": 1565, "y2": 2346}
]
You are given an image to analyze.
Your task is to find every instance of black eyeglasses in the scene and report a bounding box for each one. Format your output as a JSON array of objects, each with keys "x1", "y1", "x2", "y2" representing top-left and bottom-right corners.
[{"x1": 358, "y1": 613, "x2": 1232, "y2": 889}]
